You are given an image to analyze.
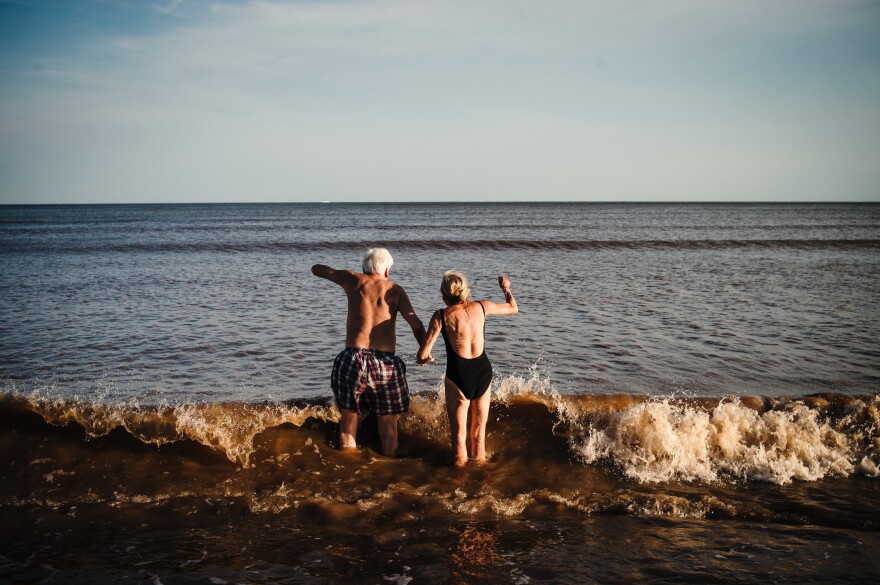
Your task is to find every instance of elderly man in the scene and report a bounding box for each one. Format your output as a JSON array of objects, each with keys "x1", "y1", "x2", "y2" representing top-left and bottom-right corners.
[{"x1": 311, "y1": 248, "x2": 426, "y2": 457}]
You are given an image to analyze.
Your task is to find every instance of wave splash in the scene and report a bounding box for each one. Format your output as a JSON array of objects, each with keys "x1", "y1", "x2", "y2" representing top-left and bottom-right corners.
[
  {"x1": 2, "y1": 379, "x2": 878, "y2": 485},
  {"x1": 0, "y1": 392, "x2": 338, "y2": 467},
  {"x1": 568, "y1": 397, "x2": 878, "y2": 484}
]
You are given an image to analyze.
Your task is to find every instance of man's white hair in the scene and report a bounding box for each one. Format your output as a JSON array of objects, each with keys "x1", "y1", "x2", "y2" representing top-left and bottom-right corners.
[{"x1": 362, "y1": 248, "x2": 394, "y2": 275}]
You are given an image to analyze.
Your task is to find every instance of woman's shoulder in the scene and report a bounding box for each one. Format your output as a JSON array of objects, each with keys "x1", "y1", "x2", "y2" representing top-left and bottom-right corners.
[{"x1": 437, "y1": 304, "x2": 459, "y2": 320}]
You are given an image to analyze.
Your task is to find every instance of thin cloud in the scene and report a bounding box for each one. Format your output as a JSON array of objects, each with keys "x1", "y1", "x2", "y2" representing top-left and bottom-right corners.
[
  {"x1": 153, "y1": 0, "x2": 186, "y2": 17},
  {"x1": 1, "y1": 0, "x2": 878, "y2": 203}
]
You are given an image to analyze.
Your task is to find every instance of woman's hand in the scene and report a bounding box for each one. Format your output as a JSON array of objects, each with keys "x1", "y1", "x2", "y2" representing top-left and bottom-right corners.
[
  {"x1": 488, "y1": 275, "x2": 518, "y2": 315},
  {"x1": 416, "y1": 354, "x2": 435, "y2": 366}
]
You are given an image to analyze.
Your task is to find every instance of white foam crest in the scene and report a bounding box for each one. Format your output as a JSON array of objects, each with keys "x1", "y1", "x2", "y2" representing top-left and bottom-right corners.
[
  {"x1": 840, "y1": 395, "x2": 880, "y2": 478},
  {"x1": 571, "y1": 399, "x2": 856, "y2": 485},
  {"x1": 544, "y1": 490, "x2": 736, "y2": 519},
  {"x1": 490, "y1": 366, "x2": 559, "y2": 405},
  {"x1": 0, "y1": 493, "x2": 106, "y2": 508},
  {"x1": 171, "y1": 402, "x2": 337, "y2": 466},
  {"x1": 614, "y1": 493, "x2": 709, "y2": 519},
  {"x1": 441, "y1": 488, "x2": 533, "y2": 517},
  {"x1": 400, "y1": 381, "x2": 447, "y2": 439},
  {"x1": 11, "y1": 390, "x2": 338, "y2": 466},
  {"x1": 247, "y1": 481, "x2": 301, "y2": 514},
  {"x1": 857, "y1": 456, "x2": 879, "y2": 477}
]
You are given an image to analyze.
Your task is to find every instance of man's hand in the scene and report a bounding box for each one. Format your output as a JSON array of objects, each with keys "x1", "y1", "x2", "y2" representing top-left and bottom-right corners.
[
  {"x1": 416, "y1": 354, "x2": 435, "y2": 366},
  {"x1": 498, "y1": 276, "x2": 511, "y2": 291}
]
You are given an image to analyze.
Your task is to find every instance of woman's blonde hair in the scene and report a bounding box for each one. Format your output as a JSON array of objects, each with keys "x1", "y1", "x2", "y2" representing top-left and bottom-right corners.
[{"x1": 441, "y1": 270, "x2": 470, "y2": 304}]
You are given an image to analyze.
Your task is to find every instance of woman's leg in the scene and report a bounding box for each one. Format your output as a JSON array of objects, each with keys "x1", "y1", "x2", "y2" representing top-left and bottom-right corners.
[
  {"x1": 468, "y1": 388, "x2": 491, "y2": 462},
  {"x1": 444, "y1": 378, "x2": 470, "y2": 466}
]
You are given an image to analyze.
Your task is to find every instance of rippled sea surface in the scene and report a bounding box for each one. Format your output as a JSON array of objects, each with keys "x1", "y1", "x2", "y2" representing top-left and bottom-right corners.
[
  {"x1": 2, "y1": 202, "x2": 879, "y2": 401},
  {"x1": 1, "y1": 202, "x2": 879, "y2": 584}
]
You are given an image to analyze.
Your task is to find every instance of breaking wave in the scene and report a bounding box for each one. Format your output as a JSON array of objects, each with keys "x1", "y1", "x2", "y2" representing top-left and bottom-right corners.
[{"x1": 2, "y1": 380, "x2": 877, "y2": 485}]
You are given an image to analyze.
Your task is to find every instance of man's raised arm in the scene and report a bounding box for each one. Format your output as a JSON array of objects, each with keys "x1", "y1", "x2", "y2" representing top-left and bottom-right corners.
[{"x1": 311, "y1": 264, "x2": 354, "y2": 287}]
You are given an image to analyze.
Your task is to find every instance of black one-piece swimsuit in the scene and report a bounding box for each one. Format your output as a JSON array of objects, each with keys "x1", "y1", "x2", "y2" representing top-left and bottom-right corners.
[{"x1": 440, "y1": 303, "x2": 493, "y2": 400}]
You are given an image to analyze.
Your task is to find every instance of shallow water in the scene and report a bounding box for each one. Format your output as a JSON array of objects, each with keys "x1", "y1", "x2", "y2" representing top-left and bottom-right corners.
[{"x1": 1, "y1": 389, "x2": 879, "y2": 584}]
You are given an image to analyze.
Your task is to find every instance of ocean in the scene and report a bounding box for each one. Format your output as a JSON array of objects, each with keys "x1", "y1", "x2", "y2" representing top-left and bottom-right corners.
[{"x1": 1, "y1": 202, "x2": 878, "y2": 584}]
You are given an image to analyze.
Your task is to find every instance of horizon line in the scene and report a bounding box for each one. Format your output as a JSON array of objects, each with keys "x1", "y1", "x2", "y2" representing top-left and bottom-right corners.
[{"x1": 2, "y1": 199, "x2": 879, "y2": 206}]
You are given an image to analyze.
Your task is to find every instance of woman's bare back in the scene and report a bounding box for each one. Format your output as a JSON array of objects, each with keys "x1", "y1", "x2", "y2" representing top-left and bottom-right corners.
[{"x1": 442, "y1": 301, "x2": 486, "y2": 358}]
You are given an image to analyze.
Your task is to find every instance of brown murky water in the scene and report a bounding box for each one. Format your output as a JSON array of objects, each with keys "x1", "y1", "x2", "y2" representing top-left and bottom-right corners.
[{"x1": 2, "y1": 389, "x2": 879, "y2": 583}]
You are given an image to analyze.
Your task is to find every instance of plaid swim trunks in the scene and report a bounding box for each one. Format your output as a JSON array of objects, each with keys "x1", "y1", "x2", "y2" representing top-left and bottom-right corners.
[{"x1": 331, "y1": 347, "x2": 410, "y2": 415}]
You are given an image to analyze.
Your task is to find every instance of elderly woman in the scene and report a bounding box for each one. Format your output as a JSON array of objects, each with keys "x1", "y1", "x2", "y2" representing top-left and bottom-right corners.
[{"x1": 417, "y1": 271, "x2": 517, "y2": 465}]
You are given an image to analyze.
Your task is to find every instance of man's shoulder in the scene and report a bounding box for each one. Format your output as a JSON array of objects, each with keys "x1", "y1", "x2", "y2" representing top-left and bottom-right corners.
[
  {"x1": 378, "y1": 281, "x2": 408, "y2": 308},
  {"x1": 386, "y1": 280, "x2": 408, "y2": 295}
]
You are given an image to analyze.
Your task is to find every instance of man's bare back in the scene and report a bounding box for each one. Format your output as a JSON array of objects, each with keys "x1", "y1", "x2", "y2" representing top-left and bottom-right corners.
[{"x1": 311, "y1": 267, "x2": 422, "y2": 353}]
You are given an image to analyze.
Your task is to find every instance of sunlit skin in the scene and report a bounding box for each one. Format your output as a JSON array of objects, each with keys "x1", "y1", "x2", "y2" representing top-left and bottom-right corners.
[
  {"x1": 418, "y1": 276, "x2": 517, "y2": 465},
  {"x1": 311, "y1": 264, "x2": 426, "y2": 456}
]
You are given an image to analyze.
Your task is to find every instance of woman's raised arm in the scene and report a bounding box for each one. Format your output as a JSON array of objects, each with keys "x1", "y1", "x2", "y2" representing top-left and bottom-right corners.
[{"x1": 482, "y1": 276, "x2": 518, "y2": 316}]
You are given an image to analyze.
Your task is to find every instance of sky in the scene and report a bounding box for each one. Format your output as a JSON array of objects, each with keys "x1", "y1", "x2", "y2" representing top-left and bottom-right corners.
[{"x1": 0, "y1": 0, "x2": 879, "y2": 204}]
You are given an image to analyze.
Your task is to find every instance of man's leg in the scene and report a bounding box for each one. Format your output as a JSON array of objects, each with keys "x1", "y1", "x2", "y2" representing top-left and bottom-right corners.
[
  {"x1": 339, "y1": 408, "x2": 359, "y2": 449},
  {"x1": 444, "y1": 378, "x2": 470, "y2": 466},
  {"x1": 468, "y1": 388, "x2": 491, "y2": 463},
  {"x1": 376, "y1": 414, "x2": 399, "y2": 457},
  {"x1": 331, "y1": 347, "x2": 361, "y2": 450}
]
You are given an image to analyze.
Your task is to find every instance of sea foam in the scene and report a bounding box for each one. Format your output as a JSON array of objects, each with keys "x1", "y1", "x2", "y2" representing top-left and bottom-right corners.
[{"x1": 568, "y1": 397, "x2": 872, "y2": 485}]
